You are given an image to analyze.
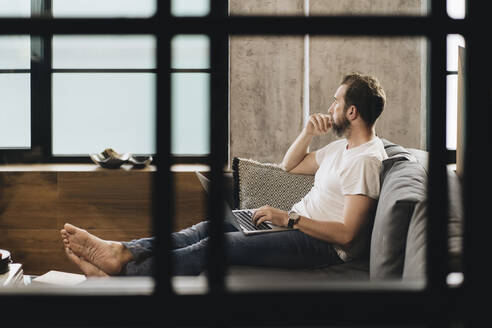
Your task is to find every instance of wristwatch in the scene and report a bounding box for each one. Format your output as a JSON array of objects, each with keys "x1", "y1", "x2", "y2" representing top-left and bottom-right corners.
[{"x1": 287, "y1": 211, "x2": 301, "y2": 229}]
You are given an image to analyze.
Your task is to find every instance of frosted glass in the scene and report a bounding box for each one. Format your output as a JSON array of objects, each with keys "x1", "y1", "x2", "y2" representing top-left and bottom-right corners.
[
  {"x1": 171, "y1": 35, "x2": 210, "y2": 69},
  {"x1": 171, "y1": 73, "x2": 210, "y2": 155},
  {"x1": 53, "y1": 36, "x2": 156, "y2": 69},
  {"x1": 172, "y1": 0, "x2": 210, "y2": 16},
  {"x1": 0, "y1": 36, "x2": 30, "y2": 69},
  {"x1": 447, "y1": 34, "x2": 465, "y2": 72},
  {"x1": 446, "y1": 75, "x2": 458, "y2": 150},
  {"x1": 52, "y1": 74, "x2": 155, "y2": 155},
  {"x1": 0, "y1": 74, "x2": 30, "y2": 148},
  {"x1": 447, "y1": 0, "x2": 465, "y2": 19},
  {"x1": 53, "y1": 0, "x2": 156, "y2": 17},
  {"x1": 0, "y1": 0, "x2": 30, "y2": 17}
]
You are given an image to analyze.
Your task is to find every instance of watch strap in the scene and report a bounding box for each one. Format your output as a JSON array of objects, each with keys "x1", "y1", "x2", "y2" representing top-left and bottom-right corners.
[{"x1": 287, "y1": 211, "x2": 300, "y2": 228}]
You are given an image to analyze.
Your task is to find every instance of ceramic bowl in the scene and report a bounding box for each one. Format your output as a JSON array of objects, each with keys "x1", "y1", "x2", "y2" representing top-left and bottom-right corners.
[{"x1": 90, "y1": 148, "x2": 131, "y2": 169}]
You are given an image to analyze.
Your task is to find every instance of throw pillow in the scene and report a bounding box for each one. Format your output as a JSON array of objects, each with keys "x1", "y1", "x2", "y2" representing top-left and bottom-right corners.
[{"x1": 232, "y1": 157, "x2": 314, "y2": 211}]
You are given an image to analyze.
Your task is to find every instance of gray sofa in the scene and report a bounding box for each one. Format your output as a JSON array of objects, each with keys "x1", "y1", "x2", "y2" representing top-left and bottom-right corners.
[{"x1": 227, "y1": 139, "x2": 463, "y2": 281}]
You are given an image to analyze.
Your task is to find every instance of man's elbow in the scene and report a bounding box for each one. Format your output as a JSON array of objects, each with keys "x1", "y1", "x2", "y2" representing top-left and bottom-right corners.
[
  {"x1": 280, "y1": 162, "x2": 292, "y2": 172},
  {"x1": 339, "y1": 231, "x2": 356, "y2": 249}
]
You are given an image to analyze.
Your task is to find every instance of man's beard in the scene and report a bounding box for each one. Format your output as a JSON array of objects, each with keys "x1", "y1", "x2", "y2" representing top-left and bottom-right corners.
[{"x1": 331, "y1": 115, "x2": 351, "y2": 137}]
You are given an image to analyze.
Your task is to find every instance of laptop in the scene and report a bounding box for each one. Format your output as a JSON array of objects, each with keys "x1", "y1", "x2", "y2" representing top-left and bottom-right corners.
[{"x1": 195, "y1": 171, "x2": 293, "y2": 235}]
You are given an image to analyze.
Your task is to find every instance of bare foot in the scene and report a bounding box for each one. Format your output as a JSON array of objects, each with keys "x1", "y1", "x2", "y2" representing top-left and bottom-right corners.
[
  {"x1": 61, "y1": 223, "x2": 133, "y2": 275},
  {"x1": 64, "y1": 248, "x2": 108, "y2": 277}
]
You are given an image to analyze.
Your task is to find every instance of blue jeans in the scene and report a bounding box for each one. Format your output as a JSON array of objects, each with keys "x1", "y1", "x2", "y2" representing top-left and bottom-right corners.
[{"x1": 121, "y1": 220, "x2": 343, "y2": 276}]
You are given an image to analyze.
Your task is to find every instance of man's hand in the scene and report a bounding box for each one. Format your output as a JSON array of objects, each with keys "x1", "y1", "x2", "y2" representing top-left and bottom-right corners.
[
  {"x1": 252, "y1": 205, "x2": 289, "y2": 227},
  {"x1": 304, "y1": 113, "x2": 332, "y2": 136}
]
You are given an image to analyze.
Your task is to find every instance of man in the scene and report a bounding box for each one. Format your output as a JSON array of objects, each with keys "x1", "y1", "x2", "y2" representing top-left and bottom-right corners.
[{"x1": 60, "y1": 72, "x2": 388, "y2": 276}]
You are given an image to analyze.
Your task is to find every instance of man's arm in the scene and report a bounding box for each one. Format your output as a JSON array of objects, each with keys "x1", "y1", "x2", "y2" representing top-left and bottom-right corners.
[
  {"x1": 281, "y1": 113, "x2": 331, "y2": 175},
  {"x1": 252, "y1": 194, "x2": 376, "y2": 248},
  {"x1": 294, "y1": 195, "x2": 377, "y2": 247}
]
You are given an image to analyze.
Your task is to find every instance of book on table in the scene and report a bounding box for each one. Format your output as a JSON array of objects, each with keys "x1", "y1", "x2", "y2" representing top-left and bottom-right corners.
[{"x1": 0, "y1": 263, "x2": 24, "y2": 287}]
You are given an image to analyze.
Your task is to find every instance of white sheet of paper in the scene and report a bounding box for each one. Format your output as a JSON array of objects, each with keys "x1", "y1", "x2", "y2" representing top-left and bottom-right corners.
[{"x1": 32, "y1": 270, "x2": 86, "y2": 286}]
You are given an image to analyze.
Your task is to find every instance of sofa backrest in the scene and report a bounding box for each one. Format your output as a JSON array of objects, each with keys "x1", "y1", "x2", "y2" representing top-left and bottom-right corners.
[
  {"x1": 370, "y1": 140, "x2": 428, "y2": 279},
  {"x1": 399, "y1": 148, "x2": 463, "y2": 279}
]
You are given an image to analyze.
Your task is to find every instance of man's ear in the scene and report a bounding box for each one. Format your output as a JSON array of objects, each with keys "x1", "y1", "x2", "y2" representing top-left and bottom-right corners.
[{"x1": 347, "y1": 105, "x2": 358, "y2": 120}]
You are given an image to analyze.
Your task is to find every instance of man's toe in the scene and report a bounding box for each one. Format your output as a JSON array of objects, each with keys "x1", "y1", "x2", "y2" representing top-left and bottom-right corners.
[{"x1": 64, "y1": 223, "x2": 79, "y2": 234}]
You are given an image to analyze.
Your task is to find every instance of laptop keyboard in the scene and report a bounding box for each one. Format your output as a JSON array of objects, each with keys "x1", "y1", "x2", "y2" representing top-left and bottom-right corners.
[{"x1": 234, "y1": 210, "x2": 272, "y2": 231}]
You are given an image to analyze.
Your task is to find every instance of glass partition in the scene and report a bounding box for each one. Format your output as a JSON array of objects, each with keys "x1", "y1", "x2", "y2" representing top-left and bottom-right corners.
[
  {"x1": 0, "y1": 0, "x2": 30, "y2": 17},
  {"x1": 0, "y1": 74, "x2": 30, "y2": 148},
  {"x1": 53, "y1": 36, "x2": 156, "y2": 69},
  {"x1": 0, "y1": 35, "x2": 30, "y2": 149},
  {"x1": 171, "y1": 0, "x2": 210, "y2": 17},
  {"x1": 52, "y1": 0, "x2": 156, "y2": 18},
  {"x1": 0, "y1": 0, "x2": 475, "y2": 326}
]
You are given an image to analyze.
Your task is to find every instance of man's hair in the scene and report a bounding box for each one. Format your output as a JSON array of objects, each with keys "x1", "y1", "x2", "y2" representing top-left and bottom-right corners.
[{"x1": 341, "y1": 73, "x2": 386, "y2": 127}]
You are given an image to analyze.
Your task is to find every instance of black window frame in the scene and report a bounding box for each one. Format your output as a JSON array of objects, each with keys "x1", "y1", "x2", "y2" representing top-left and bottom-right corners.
[
  {"x1": 0, "y1": 0, "x2": 213, "y2": 165},
  {"x1": 1, "y1": 0, "x2": 489, "y2": 327}
]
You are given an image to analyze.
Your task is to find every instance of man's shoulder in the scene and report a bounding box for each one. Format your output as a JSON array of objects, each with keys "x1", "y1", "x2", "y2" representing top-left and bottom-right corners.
[
  {"x1": 323, "y1": 138, "x2": 346, "y2": 151},
  {"x1": 316, "y1": 138, "x2": 346, "y2": 154},
  {"x1": 352, "y1": 138, "x2": 387, "y2": 161}
]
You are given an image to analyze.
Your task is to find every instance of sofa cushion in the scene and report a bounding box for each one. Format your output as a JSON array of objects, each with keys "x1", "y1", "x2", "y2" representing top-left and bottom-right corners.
[
  {"x1": 408, "y1": 147, "x2": 429, "y2": 174},
  {"x1": 382, "y1": 139, "x2": 413, "y2": 158},
  {"x1": 232, "y1": 157, "x2": 314, "y2": 211},
  {"x1": 447, "y1": 168, "x2": 464, "y2": 272},
  {"x1": 309, "y1": 258, "x2": 370, "y2": 280},
  {"x1": 227, "y1": 258, "x2": 369, "y2": 281},
  {"x1": 370, "y1": 142, "x2": 428, "y2": 279},
  {"x1": 401, "y1": 200, "x2": 427, "y2": 280},
  {"x1": 402, "y1": 167, "x2": 464, "y2": 279}
]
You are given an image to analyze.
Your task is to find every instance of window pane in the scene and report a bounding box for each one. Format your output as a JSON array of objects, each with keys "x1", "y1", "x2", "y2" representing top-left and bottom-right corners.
[
  {"x1": 447, "y1": 0, "x2": 465, "y2": 19},
  {"x1": 447, "y1": 34, "x2": 465, "y2": 72},
  {"x1": 53, "y1": 36, "x2": 156, "y2": 69},
  {"x1": 447, "y1": 74, "x2": 458, "y2": 150},
  {"x1": 172, "y1": 0, "x2": 210, "y2": 16},
  {"x1": 52, "y1": 0, "x2": 156, "y2": 17},
  {"x1": 171, "y1": 73, "x2": 210, "y2": 155},
  {"x1": 52, "y1": 74, "x2": 155, "y2": 155},
  {"x1": 0, "y1": 0, "x2": 30, "y2": 17},
  {"x1": 0, "y1": 74, "x2": 30, "y2": 148},
  {"x1": 172, "y1": 35, "x2": 210, "y2": 69},
  {"x1": 0, "y1": 36, "x2": 30, "y2": 69}
]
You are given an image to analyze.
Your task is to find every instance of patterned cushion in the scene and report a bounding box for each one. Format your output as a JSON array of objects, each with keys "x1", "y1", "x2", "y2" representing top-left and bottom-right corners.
[{"x1": 232, "y1": 157, "x2": 314, "y2": 211}]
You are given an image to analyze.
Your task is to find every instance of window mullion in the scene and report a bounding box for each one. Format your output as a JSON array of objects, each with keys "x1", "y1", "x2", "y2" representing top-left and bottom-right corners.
[{"x1": 30, "y1": 0, "x2": 52, "y2": 161}]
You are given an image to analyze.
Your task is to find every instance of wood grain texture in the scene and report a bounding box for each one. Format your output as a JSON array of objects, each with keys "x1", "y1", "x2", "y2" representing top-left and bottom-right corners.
[
  {"x1": 0, "y1": 167, "x2": 206, "y2": 275},
  {"x1": 173, "y1": 172, "x2": 207, "y2": 231}
]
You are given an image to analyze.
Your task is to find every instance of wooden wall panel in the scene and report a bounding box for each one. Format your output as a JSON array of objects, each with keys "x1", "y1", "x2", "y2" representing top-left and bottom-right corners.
[
  {"x1": 0, "y1": 172, "x2": 59, "y2": 230},
  {"x1": 58, "y1": 172, "x2": 153, "y2": 202},
  {"x1": 173, "y1": 172, "x2": 207, "y2": 232},
  {"x1": 0, "y1": 166, "x2": 207, "y2": 276}
]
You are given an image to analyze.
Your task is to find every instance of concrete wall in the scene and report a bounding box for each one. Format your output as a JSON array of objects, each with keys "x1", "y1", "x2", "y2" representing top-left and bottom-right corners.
[
  {"x1": 229, "y1": 0, "x2": 426, "y2": 164},
  {"x1": 229, "y1": 0, "x2": 305, "y2": 163},
  {"x1": 309, "y1": 36, "x2": 426, "y2": 151}
]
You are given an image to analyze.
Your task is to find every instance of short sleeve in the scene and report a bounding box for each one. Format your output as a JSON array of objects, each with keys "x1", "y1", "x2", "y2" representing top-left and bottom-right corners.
[
  {"x1": 315, "y1": 144, "x2": 331, "y2": 166},
  {"x1": 340, "y1": 156, "x2": 382, "y2": 199}
]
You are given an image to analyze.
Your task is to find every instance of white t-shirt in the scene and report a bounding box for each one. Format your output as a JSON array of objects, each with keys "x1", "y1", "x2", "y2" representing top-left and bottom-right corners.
[{"x1": 291, "y1": 137, "x2": 387, "y2": 261}]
